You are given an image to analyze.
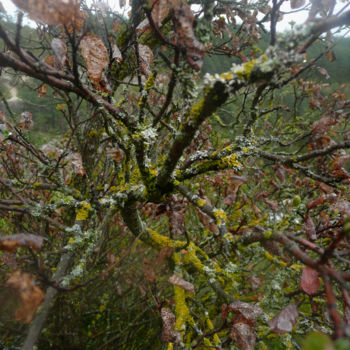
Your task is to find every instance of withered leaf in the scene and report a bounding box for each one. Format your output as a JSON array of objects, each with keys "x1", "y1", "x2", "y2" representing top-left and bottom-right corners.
[
  {"x1": 326, "y1": 50, "x2": 336, "y2": 62},
  {"x1": 143, "y1": 258, "x2": 156, "y2": 283},
  {"x1": 0, "y1": 233, "x2": 44, "y2": 252},
  {"x1": 173, "y1": 2, "x2": 204, "y2": 72},
  {"x1": 228, "y1": 301, "x2": 263, "y2": 321},
  {"x1": 70, "y1": 152, "x2": 86, "y2": 176},
  {"x1": 6, "y1": 271, "x2": 45, "y2": 323},
  {"x1": 317, "y1": 66, "x2": 330, "y2": 79},
  {"x1": 231, "y1": 318, "x2": 256, "y2": 350},
  {"x1": 17, "y1": 111, "x2": 34, "y2": 131},
  {"x1": 80, "y1": 33, "x2": 109, "y2": 90},
  {"x1": 168, "y1": 274, "x2": 194, "y2": 293},
  {"x1": 311, "y1": 115, "x2": 335, "y2": 135},
  {"x1": 51, "y1": 38, "x2": 67, "y2": 69},
  {"x1": 265, "y1": 199, "x2": 278, "y2": 211},
  {"x1": 37, "y1": 84, "x2": 47, "y2": 98},
  {"x1": 300, "y1": 267, "x2": 320, "y2": 296},
  {"x1": 138, "y1": 44, "x2": 154, "y2": 77},
  {"x1": 12, "y1": 0, "x2": 83, "y2": 27},
  {"x1": 161, "y1": 307, "x2": 181, "y2": 344},
  {"x1": 107, "y1": 147, "x2": 124, "y2": 162},
  {"x1": 267, "y1": 304, "x2": 299, "y2": 334},
  {"x1": 304, "y1": 215, "x2": 317, "y2": 241},
  {"x1": 112, "y1": 45, "x2": 123, "y2": 62},
  {"x1": 290, "y1": 0, "x2": 306, "y2": 9}
]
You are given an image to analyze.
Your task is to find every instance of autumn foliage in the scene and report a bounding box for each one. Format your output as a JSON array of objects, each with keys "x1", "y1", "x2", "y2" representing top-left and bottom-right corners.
[{"x1": 1, "y1": 0, "x2": 350, "y2": 349}]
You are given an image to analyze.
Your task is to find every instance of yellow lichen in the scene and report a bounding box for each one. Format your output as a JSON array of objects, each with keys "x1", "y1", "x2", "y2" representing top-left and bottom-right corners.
[
  {"x1": 147, "y1": 228, "x2": 184, "y2": 249},
  {"x1": 182, "y1": 245, "x2": 205, "y2": 271},
  {"x1": 220, "y1": 153, "x2": 242, "y2": 169},
  {"x1": 144, "y1": 72, "x2": 155, "y2": 90},
  {"x1": 220, "y1": 72, "x2": 233, "y2": 80},
  {"x1": 149, "y1": 168, "x2": 158, "y2": 176},
  {"x1": 174, "y1": 286, "x2": 193, "y2": 336},
  {"x1": 75, "y1": 201, "x2": 91, "y2": 221},
  {"x1": 197, "y1": 199, "x2": 206, "y2": 207},
  {"x1": 213, "y1": 209, "x2": 227, "y2": 226},
  {"x1": 88, "y1": 130, "x2": 98, "y2": 139},
  {"x1": 189, "y1": 97, "x2": 206, "y2": 121}
]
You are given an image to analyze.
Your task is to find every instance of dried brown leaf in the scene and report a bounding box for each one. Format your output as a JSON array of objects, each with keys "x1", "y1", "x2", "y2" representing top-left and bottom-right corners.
[
  {"x1": 173, "y1": 2, "x2": 204, "y2": 71},
  {"x1": 17, "y1": 111, "x2": 33, "y2": 131},
  {"x1": 231, "y1": 319, "x2": 256, "y2": 350},
  {"x1": 0, "y1": 233, "x2": 44, "y2": 252},
  {"x1": 301, "y1": 267, "x2": 320, "y2": 296},
  {"x1": 228, "y1": 301, "x2": 263, "y2": 321},
  {"x1": 12, "y1": 0, "x2": 83, "y2": 27},
  {"x1": 6, "y1": 271, "x2": 45, "y2": 323},
  {"x1": 304, "y1": 215, "x2": 317, "y2": 241},
  {"x1": 80, "y1": 33, "x2": 108, "y2": 90},
  {"x1": 161, "y1": 307, "x2": 181, "y2": 343},
  {"x1": 168, "y1": 274, "x2": 194, "y2": 293},
  {"x1": 51, "y1": 38, "x2": 67, "y2": 69},
  {"x1": 267, "y1": 304, "x2": 298, "y2": 334},
  {"x1": 37, "y1": 84, "x2": 47, "y2": 98},
  {"x1": 70, "y1": 152, "x2": 86, "y2": 176},
  {"x1": 290, "y1": 0, "x2": 306, "y2": 9},
  {"x1": 138, "y1": 44, "x2": 154, "y2": 77},
  {"x1": 112, "y1": 45, "x2": 123, "y2": 62}
]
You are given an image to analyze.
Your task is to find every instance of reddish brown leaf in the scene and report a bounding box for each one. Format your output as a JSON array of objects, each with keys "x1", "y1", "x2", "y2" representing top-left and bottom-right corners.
[
  {"x1": 138, "y1": 44, "x2": 154, "y2": 77},
  {"x1": 267, "y1": 304, "x2": 299, "y2": 334},
  {"x1": 143, "y1": 258, "x2": 156, "y2": 283},
  {"x1": 80, "y1": 33, "x2": 108, "y2": 90},
  {"x1": 0, "y1": 233, "x2": 44, "y2": 252},
  {"x1": 112, "y1": 44, "x2": 122, "y2": 62},
  {"x1": 6, "y1": 271, "x2": 45, "y2": 323},
  {"x1": 70, "y1": 152, "x2": 86, "y2": 176},
  {"x1": 12, "y1": 0, "x2": 83, "y2": 26},
  {"x1": 160, "y1": 307, "x2": 181, "y2": 344},
  {"x1": 173, "y1": 2, "x2": 205, "y2": 71},
  {"x1": 106, "y1": 147, "x2": 124, "y2": 162},
  {"x1": 307, "y1": 195, "x2": 325, "y2": 209},
  {"x1": 228, "y1": 301, "x2": 263, "y2": 321},
  {"x1": 300, "y1": 267, "x2": 320, "y2": 296},
  {"x1": 304, "y1": 215, "x2": 317, "y2": 241},
  {"x1": 17, "y1": 111, "x2": 34, "y2": 131},
  {"x1": 317, "y1": 66, "x2": 330, "y2": 79},
  {"x1": 231, "y1": 315, "x2": 256, "y2": 350},
  {"x1": 290, "y1": 0, "x2": 305, "y2": 9},
  {"x1": 168, "y1": 274, "x2": 194, "y2": 293},
  {"x1": 265, "y1": 199, "x2": 278, "y2": 211},
  {"x1": 51, "y1": 38, "x2": 67, "y2": 69},
  {"x1": 37, "y1": 84, "x2": 47, "y2": 98},
  {"x1": 326, "y1": 50, "x2": 336, "y2": 62},
  {"x1": 311, "y1": 115, "x2": 335, "y2": 135}
]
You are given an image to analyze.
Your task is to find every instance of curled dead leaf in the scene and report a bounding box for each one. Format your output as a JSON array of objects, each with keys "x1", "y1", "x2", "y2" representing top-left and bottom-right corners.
[
  {"x1": 267, "y1": 304, "x2": 298, "y2": 334},
  {"x1": 12, "y1": 0, "x2": 84, "y2": 27},
  {"x1": 228, "y1": 301, "x2": 263, "y2": 321},
  {"x1": 0, "y1": 233, "x2": 44, "y2": 252},
  {"x1": 80, "y1": 33, "x2": 109, "y2": 90},
  {"x1": 168, "y1": 274, "x2": 194, "y2": 293},
  {"x1": 161, "y1": 307, "x2": 181, "y2": 344},
  {"x1": 300, "y1": 267, "x2": 320, "y2": 296},
  {"x1": 6, "y1": 271, "x2": 45, "y2": 323},
  {"x1": 17, "y1": 111, "x2": 34, "y2": 131}
]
